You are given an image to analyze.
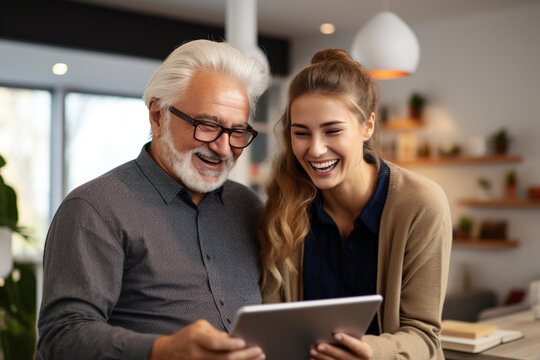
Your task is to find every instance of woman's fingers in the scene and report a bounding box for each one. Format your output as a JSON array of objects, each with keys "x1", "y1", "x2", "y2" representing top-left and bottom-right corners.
[
  {"x1": 309, "y1": 342, "x2": 356, "y2": 360},
  {"x1": 333, "y1": 333, "x2": 373, "y2": 359},
  {"x1": 309, "y1": 333, "x2": 373, "y2": 360}
]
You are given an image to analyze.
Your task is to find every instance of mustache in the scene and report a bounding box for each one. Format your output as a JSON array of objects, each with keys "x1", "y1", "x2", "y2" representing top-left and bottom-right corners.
[{"x1": 193, "y1": 146, "x2": 234, "y2": 162}]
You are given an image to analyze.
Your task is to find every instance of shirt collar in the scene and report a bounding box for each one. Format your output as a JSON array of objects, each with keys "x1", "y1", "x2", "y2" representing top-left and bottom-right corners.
[
  {"x1": 312, "y1": 159, "x2": 390, "y2": 235},
  {"x1": 135, "y1": 142, "x2": 224, "y2": 205},
  {"x1": 357, "y1": 159, "x2": 390, "y2": 234}
]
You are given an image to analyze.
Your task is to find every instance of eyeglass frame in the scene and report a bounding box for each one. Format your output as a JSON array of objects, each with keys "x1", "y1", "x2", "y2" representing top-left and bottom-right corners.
[{"x1": 167, "y1": 106, "x2": 258, "y2": 149}]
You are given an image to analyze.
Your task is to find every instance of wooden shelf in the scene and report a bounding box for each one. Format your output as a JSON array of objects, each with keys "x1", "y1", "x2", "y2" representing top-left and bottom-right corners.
[
  {"x1": 381, "y1": 119, "x2": 424, "y2": 131},
  {"x1": 453, "y1": 238, "x2": 519, "y2": 248},
  {"x1": 459, "y1": 198, "x2": 540, "y2": 208},
  {"x1": 389, "y1": 154, "x2": 522, "y2": 167}
]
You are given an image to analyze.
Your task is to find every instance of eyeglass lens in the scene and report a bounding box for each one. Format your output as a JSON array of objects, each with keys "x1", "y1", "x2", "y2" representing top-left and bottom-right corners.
[{"x1": 194, "y1": 123, "x2": 255, "y2": 148}]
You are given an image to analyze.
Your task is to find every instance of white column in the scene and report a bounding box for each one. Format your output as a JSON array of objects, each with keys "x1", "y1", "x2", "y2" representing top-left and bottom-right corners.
[
  {"x1": 50, "y1": 87, "x2": 65, "y2": 219},
  {"x1": 225, "y1": 0, "x2": 267, "y2": 186},
  {"x1": 225, "y1": 0, "x2": 268, "y2": 68}
]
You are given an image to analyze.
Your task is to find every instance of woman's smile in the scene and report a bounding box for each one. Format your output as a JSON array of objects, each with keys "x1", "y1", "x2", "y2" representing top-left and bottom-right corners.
[{"x1": 309, "y1": 159, "x2": 340, "y2": 174}]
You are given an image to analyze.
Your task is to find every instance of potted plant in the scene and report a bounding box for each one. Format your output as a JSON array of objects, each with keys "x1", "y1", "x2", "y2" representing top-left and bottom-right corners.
[
  {"x1": 505, "y1": 170, "x2": 517, "y2": 199},
  {"x1": 491, "y1": 128, "x2": 511, "y2": 155},
  {"x1": 0, "y1": 154, "x2": 36, "y2": 360},
  {"x1": 0, "y1": 154, "x2": 19, "y2": 278},
  {"x1": 457, "y1": 216, "x2": 474, "y2": 239},
  {"x1": 409, "y1": 92, "x2": 426, "y2": 120},
  {"x1": 478, "y1": 177, "x2": 492, "y2": 199}
]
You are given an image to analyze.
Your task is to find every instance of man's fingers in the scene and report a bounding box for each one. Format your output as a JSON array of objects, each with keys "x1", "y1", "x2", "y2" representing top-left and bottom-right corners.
[
  {"x1": 190, "y1": 320, "x2": 265, "y2": 359},
  {"x1": 199, "y1": 335, "x2": 246, "y2": 352},
  {"x1": 220, "y1": 346, "x2": 265, "y2": 360},
  {"x1": 151, "y1": 320, "x2": 265, "y2": 360},
  {"x1": 196, "y1": 343, "x2": 264, "y2": 360},
  {"x1": 190, "y1": 320, "x2": 246, "y2": 352}
]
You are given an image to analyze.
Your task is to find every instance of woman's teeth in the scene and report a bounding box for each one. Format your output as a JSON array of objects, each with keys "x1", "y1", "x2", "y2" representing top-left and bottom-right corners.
[{"x1": 310, "y1": 160, "x2": 338, "y2": 172}]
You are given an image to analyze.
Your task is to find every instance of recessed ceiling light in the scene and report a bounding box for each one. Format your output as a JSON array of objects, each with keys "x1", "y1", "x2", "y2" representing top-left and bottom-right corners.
[
  {"x1": 52, "y1": 63, "x2": 68, "y2": 75},
  {"x1": 320, "y1": 23, "x2": 335, "y2": 35}
]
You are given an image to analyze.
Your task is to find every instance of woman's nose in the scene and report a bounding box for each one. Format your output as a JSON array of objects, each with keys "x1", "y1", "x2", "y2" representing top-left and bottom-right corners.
[{"x1": 308, "y1": 136, "x2": 327, "y2": 157}]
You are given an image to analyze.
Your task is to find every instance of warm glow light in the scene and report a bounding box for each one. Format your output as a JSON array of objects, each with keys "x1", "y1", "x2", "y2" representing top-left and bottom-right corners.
[
  {"x1": 369, "y1": 69, "x2": 411, "y2": 80},
  {"x1": 320, "y1": 23, "x2": 335, "y2": 35},
  {"x1": 52, "y1": 62, "x2": 68, "y2": 75}
]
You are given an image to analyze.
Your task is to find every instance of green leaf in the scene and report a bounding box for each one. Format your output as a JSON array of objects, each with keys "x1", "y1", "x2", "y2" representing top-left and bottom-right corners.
[
  {"x1": 0, "y1": 263, "x2": 37, "y2": 360},
  {"x1": 0, "y1": 184, "x2": 18, "y2": 229}
]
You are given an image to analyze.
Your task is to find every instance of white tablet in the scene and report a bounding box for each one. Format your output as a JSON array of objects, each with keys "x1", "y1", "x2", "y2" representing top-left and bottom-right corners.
[{"x1": 230, "y1": 295, "x2": 382, "y2": 360}]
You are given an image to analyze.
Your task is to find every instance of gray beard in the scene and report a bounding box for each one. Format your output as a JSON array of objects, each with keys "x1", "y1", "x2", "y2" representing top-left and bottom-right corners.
[{"x1": 160, "y1": 126, "x2": 235, "y2": 194}]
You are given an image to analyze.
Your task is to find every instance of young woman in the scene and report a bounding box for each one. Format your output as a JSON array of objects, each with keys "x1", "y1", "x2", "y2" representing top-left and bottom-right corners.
[{"x1": 259, "y1": 48, "x2": 452, "y2": 359}]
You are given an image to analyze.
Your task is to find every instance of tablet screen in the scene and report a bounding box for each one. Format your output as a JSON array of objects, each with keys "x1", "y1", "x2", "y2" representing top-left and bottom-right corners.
[{"x1": 230, "y1": 294, "x2": 382, "y2": 360}]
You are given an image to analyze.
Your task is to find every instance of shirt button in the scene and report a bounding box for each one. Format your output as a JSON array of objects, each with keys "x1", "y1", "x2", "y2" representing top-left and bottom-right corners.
[
  {"x1": 347, "y1": 244, "x2": 354, "y2": 250},
  {"x1": 206, "y1": 254, "x2": 211, "y2": 260},
  {"x1": 226, "y1": 318, "x2": 231, "y2": 324},
  {"x1": 220, "y1": 300, "x2": 225, "y2": 306}
]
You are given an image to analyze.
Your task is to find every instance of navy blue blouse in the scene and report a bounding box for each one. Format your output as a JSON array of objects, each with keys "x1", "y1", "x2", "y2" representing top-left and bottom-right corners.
[{"x1": 303, "y1": 160, "x2": 390, "y2": 335}]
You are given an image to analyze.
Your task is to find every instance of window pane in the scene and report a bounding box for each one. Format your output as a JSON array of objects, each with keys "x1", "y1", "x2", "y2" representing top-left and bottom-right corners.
[
  {"x1": 0, "y1": 86, "x2": 51, "y2": 253},
  {"x1": 64, "y1": 92, "x2": 149, "y2": 194}
]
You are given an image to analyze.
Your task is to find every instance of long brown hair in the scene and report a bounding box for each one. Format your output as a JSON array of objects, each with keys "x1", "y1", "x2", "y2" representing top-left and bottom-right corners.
[{"x1": 259, "y1": 48, "x2": 381, "y2": 297}]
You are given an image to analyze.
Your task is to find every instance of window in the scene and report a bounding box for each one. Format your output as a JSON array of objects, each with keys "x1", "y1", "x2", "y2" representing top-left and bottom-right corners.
[
  {"x1": 1, "y1": 88, "x2": 151, "y2": 254},
  {"x1": 64, "y1": 92, "x2": 149, "y2": 194},
  {"x1": 0, "y1": 86, "x2": 51, "y2": 252}
]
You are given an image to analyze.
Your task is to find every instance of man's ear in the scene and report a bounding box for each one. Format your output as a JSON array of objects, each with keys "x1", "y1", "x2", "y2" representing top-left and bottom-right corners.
[
  {"x1": 148, "y1": 98, "x2": 163, "y2": 138},
  {"x1": 363, "y1": 112, "x2": 376, "y2": 141}
]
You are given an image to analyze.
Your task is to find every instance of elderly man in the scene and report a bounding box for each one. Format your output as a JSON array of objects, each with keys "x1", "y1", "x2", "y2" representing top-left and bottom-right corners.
[{"x1": 37, "y1": 39, "x2": 270, "y2": 360}]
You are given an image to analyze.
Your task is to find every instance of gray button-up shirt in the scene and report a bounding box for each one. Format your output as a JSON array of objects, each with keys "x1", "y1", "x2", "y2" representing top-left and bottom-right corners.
[{"x1": 37, "y1": 144, "x2": 263, "y2": 360}]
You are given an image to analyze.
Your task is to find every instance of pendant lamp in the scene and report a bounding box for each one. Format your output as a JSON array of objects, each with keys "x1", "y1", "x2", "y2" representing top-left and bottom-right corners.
[{"x1": 351, "y1": 11, "x2": 420, "y2": 80}]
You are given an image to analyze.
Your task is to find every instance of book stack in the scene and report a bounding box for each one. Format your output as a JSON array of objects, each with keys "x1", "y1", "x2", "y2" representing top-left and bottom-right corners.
[{"x1": 441, "y1": 320, "x2": 523, "y2": 353}]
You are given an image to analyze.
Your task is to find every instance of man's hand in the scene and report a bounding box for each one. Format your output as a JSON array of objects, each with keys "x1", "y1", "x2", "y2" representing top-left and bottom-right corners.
[
  {"x1": 149, "y1": 319, "x2": 265, "y2": 360},
  {"x1": 309, "y1": 332, "x2": 373, "y2": 360}
]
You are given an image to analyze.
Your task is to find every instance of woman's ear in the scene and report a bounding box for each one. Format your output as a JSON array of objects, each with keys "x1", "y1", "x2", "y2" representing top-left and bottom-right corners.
[
  {"x1": 148, "y1": 98, "x2": 163, "y2": 138},
  {"x1": 363, "y1": 112, "x2": 376, "y2": 141}
]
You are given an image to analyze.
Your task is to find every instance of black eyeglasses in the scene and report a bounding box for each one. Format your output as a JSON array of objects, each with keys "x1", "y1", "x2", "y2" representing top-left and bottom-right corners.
[{"x1": 168, "y1": 106, "x2": 258, "y2": 149}]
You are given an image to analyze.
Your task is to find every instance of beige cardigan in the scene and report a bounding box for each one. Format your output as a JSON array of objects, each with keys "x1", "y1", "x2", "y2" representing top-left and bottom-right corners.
[{"x1": 263, "y1": 162, "x2": 452, "y2": 359}]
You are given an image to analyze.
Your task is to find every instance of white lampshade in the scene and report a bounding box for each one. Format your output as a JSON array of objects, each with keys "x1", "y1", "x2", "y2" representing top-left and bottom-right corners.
[
  {"x1": 351, "y1": 11, "x2": 420, "y2": 80},
  {"x1": 0, "y1": 227, "x2": 13, "y2": 278}
]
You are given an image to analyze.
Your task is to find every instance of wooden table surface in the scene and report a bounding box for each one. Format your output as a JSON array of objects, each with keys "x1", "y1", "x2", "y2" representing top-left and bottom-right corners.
[
  {"x1": 444, "y1": 309, "x2": 540, "y2": 360},
  {"x1": 477, "y1": 309, "x2": 540, "y2": 359}
]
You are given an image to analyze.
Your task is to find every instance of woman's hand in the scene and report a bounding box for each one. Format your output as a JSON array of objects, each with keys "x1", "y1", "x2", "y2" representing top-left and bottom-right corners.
[{"x1": 309, "y1": 332, "x2": 373, "y2": 360}]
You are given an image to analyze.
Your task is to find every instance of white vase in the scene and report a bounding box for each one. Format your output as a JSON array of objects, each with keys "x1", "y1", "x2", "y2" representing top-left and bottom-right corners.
[
  {"x1": 0, "y1": 227, "x2": 13, "y2": 278},
  {"x1": 529, "y1": 279, "x2": 540, "y2": 320}
]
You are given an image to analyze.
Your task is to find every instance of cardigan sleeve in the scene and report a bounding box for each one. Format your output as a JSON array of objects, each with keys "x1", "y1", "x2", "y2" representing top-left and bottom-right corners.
[{"x1": 364, "y1": 166, "x2": 453, "y2": 359}]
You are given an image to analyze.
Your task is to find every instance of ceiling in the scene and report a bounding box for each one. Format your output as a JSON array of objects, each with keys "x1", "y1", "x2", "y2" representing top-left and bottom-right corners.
[{"x1": 71, "y1": 0, "x2": 538, "y2": 38}]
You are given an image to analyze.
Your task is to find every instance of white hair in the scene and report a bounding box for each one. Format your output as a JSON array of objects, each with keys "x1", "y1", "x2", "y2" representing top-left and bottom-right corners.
[{"x1": 143, "y1": 39, "x2": 270, "y2": 118}]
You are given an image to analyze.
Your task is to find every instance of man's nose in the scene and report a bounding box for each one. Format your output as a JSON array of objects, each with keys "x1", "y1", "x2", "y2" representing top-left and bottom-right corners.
[{"x1": 209, "y1": 132, "x2": 231, "y2": 158}]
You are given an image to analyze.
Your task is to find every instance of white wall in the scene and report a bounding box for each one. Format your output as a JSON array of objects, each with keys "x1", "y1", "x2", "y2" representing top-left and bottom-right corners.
[{"x1": 290, "y1": 2, "x2": 540, "y2": 303}]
